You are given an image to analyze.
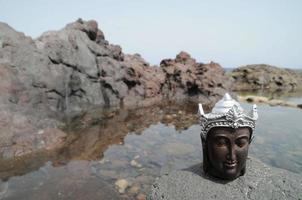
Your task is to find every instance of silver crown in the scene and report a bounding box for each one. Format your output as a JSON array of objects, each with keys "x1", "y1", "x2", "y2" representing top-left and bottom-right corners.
[{"x1": 198, "y1": 93, "x2": 258, "y2": 140}]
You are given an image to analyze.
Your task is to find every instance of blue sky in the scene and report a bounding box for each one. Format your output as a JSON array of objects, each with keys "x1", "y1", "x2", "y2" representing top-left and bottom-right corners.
[{"x1": 1, "y1": 0, "x2": 301, "y2": 68}]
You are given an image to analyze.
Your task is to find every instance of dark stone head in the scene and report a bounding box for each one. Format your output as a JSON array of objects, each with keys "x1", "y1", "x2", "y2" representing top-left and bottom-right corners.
[{"x1": 201, "y1": 127, "x2": 252, "y2": 180}]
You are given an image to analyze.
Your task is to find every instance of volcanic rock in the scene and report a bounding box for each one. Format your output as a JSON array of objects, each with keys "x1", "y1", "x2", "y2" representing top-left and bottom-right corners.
[
  {"x1": 0, "y1": 19, "x2": 231, "y2": 158},
  {"x1": 161, "y1": 52, "x2": 232, "y2": 106},
  {"x1": 230, "y1": 64, "x2": 302, "y2": 91},
  {"x1": 149, "y1": 158, "x2": 302, "y2": 200}
]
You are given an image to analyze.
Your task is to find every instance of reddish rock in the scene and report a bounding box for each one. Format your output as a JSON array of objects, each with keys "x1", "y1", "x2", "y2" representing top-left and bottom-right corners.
[
  {"x1": 122, "y1": 54, "x2": 166, "y2": 107},
  {"x1": 160, "y1": 52, "x2": 232, "y2": 106},
  {"x1": 136, "y1": 193, "x2": 147, "y2": 200}
]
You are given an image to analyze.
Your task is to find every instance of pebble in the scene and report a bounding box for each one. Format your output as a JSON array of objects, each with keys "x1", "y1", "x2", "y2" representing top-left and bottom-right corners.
[
  {"x1": 136, "y1": 193, "x2": 147, "y2": 200},
  {"x1": 128, "y1": 185, "x2": 140, "y2": 194},
  {"x1": 115, "y1": 179, "x2": 129, "y2": 194},
  {"x1": 98, "y1": 159, "x2": 109, "y2": 164},
  {"x1": 131, "y1": 160, "x2": 142, "y2": 168},
  {"x1": 163, "y1": 115, "x2": 173, "y2": 121}
]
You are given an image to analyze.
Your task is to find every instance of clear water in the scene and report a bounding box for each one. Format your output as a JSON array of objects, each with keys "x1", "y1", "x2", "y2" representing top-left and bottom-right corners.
[{"x1": 0, "y1": 94, "x2": 302, "y2": 200}]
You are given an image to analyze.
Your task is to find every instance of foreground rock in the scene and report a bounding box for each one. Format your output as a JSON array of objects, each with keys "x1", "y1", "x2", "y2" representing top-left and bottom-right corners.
[
  {"x1": 0, "y1": 19, "x2": 231, "y2": 158},
  {"x1": 149, "y1": 158, "x2": 302, "y2": 200},
  {"x1": 230, "y1": 64, "x2": 302, "y2": 91}
]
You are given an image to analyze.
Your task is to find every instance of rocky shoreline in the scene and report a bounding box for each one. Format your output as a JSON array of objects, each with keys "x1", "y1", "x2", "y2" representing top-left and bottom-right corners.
[
  {"x1": 0, "y1": 19, "x2": 231, "y2": 158},
  {"x1": 230, "y1": 64, "x2": 302, "y2": 91},
  {"x1": 1, "y1": 18, "x2": 302, "y2": 161}
]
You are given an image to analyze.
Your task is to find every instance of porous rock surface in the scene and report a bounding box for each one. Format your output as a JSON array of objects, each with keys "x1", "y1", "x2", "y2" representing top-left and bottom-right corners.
[
  {"x1": 230, "y1": 64, "x2": 302, "y2": 91},
  {"x1": 149, "y1": 158, "x2": 302, "y2": 200},
  {"x1": 0, "y1": 18, "x2": 231, "y2": 157}
]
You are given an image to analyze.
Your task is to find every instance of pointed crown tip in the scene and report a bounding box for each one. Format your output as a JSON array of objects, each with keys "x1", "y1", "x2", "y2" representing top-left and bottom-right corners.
[{"x1": 223, "y1": 93, "x2": 232, "y2": 100}]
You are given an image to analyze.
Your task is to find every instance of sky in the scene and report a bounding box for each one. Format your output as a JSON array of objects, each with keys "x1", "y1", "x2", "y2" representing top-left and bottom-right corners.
[{"x1": 0, "y1": 0, "x2": 302, "y2": 68}]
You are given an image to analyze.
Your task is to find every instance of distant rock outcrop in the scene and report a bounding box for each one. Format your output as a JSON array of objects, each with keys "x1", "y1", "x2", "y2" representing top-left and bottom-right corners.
[
  {"x1": 0, "y1": 19, "x2": 231, "y2": 158},
  {"x1": 230, "y1": 64, "x2": 302, "y2": 91}
]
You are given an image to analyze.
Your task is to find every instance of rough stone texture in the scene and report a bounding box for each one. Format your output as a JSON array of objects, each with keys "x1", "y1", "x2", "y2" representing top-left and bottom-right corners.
[
  {"x1": 149, "y1": 158, "x2": 302, "y2": 200},
  {"x1": 230, "y1": 64, "x2": 302, "y2": 91},
  {"x1": 0, "y1": 19, "x2": 231, "y2": 114},
  {"x1": 0, "y1": 62, "x2": 66, "y2": 158},
  {"x1": 161, "y1": 51, "x2": 232, "y2": 106},
  {"x1": 0, "y1": 19, "x2": 231, "y2": 158}
]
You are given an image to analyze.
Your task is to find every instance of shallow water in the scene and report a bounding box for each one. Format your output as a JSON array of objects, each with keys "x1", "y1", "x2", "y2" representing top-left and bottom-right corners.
[
  {"x1": 237, "y1": 89, "x2": 302, "y2": 104},
  {"x1": 0, "y1": 94, "x2": 302, "y2": 200}
]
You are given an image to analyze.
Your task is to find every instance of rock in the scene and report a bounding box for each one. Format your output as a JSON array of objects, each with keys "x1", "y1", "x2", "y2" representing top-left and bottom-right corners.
[
  {"x1": 160, "y1": 52, "x2": 232, "y2": 106},
  {"x1": 0, "y1": 19, "x2": 231, "y2": 158},
  {"x1": 163, "y1": 115, "x2": 173, "y2": 121},
  {"x1": 137, "y1": 193, "x2": 147, "y2": 200},
  {"x1": 128, "y1": 185, "x2": 140, "y2": 194},
  {"x1": 268, "y1": 99, "x2": 297, "y2": 108},
  {"x1": 148, "y1": 158, "x2": 302, "y2": 200},
  {"x1": 0, "y1": 105, "x2": 66, "y2": 158},
  {"x1": 131, "y1": 160, "x2": 142, "y2": 168},
  {"x1": 230, "y1": 64, "x2": 302, "y2": 91},
  {"x1": 239, "y1": 95, "x2": 298, "y2": 109},
  {"x1": 115, "y1": 179, "x2": 130, "y2": 194},
  {"x1": 1, "y1": 20, "x2": 231, "y2": 114},
  {"x1": 239, "y1": 95, "x2": 269, "y2": 103},
  {"x1": 98, "y1": 159, "x2": 109, "y2": 164},
  {"x1": 121, "y1": 53, "x2": 166, "y2": 107}
]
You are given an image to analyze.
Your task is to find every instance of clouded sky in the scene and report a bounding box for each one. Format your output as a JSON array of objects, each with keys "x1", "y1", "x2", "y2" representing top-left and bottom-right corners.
[{"x1": 1, "y1": 0, "x2": 301, "y2": 68}]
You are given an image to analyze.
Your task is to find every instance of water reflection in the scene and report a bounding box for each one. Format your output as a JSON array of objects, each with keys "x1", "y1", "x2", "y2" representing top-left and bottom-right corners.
[
  {"x1": 0, "y1": 98, "x2": 302, "y2": 199},
  {"x1": 0, "y1": 102, "x2": 200, "y2": 199},
  {"x1": 248, "y1": 104, "x2": 302, "y2": 173}
]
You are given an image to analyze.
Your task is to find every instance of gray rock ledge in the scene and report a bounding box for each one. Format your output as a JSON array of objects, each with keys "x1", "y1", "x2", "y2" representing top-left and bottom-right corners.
[{"x1": 148, "y1": 158, "x2": 302, "y2": 200}]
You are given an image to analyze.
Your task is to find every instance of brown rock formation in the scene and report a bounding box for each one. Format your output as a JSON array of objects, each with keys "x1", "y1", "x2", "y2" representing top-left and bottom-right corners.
[
  {"x1": 230, "y1": 64, "x2": 302, "y2": 91},
  {"x1": 160, "y1": 51, "x2": 232, "y2": 106}
]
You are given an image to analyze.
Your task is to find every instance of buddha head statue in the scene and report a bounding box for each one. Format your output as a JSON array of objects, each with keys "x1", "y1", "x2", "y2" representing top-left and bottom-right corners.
[{"x1": 198, "y1": 93, "x2": 258, "y2": 180}]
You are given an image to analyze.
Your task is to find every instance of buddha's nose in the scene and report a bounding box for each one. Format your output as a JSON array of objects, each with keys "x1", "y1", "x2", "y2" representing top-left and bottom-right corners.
[{"x1": 226, "y1": 145, "x2": 236, "y2": 161}]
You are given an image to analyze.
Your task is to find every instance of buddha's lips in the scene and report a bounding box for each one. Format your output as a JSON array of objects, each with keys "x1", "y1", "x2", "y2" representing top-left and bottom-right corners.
[{"x1": 224, "y1": 161, "x2": 237, "y2": 168}]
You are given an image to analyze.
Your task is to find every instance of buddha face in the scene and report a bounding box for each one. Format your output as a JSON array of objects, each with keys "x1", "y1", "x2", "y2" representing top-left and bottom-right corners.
[{"x1": 205, "y1": 127, "x2": 251, "y2": 180}]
